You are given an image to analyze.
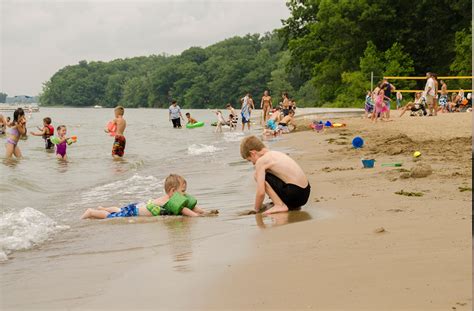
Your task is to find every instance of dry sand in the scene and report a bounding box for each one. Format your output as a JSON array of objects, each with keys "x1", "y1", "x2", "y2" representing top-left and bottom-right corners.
[{"x1": 1, "y1": 113, "x2": 471, "y2": 310}]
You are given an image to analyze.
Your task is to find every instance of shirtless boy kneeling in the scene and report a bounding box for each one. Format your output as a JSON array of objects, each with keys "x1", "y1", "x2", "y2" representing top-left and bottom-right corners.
[{"x1": 240, "y1": 135, "x2": 311, "y2": 215}]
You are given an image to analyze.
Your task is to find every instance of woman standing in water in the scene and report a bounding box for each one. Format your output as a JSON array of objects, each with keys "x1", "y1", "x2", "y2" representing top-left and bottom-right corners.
[
  {"x1": 260, "y1": 90, "x2": 272, "y2": 124},
  {"x1": 169, "y1": 100, "x2": 184, "y2": 128}
]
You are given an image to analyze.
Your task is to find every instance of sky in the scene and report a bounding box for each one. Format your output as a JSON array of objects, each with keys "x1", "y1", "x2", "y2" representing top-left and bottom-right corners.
[{"x1": 0, "y1": 0, "x2": 290, "y2": 96}]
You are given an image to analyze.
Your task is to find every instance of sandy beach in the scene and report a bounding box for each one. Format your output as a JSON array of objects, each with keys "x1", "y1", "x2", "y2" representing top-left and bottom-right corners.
[
  {"x1": 1, "y1": 112, "x2": 471, "y2": 310},
  {"x1": 196, "y1": 112, "x2": 472, "y2": 310}
]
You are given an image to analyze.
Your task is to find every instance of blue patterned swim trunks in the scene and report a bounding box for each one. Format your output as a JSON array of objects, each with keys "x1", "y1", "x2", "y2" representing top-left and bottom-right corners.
[{"x1": 107, "y1": 203, "x2": 139, "y2": 218}]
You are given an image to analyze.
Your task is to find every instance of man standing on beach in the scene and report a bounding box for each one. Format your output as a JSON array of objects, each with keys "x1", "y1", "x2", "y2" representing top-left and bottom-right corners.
[
  {"x1": 423, "y1": 72, "x2": 436, "y2": 116},
  {"x1": 439, "y1": 80, "x2": 448, "y2": 112}
]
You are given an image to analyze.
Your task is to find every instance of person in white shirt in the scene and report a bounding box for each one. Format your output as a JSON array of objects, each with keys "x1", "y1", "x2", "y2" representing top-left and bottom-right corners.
[
  {"x1": 423, "y1": 72, "x2": 436, "y2": 116},
  {"x1": 169, "y1": 100, "x2": 184, "y2": 128}
]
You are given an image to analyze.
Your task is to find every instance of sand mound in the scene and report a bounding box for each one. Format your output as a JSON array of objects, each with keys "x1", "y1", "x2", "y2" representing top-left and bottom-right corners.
[{"x1": 410, "y1": 163, "x2": 433, "y2": 178}]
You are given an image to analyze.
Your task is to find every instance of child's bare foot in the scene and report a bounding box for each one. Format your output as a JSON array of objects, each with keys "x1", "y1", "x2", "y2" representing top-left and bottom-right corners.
[
  {"x1": 80, "y1": 208, "x2": 92, "y2": 219},
  {"x1": 261, "y1": 202, "x2": 274, "y2": 211},
  {"x1": 262, "y1": 204, "x2": 289, "y2": 215}
]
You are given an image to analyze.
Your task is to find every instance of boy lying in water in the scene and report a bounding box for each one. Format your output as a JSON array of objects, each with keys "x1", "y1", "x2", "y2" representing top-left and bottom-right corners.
[
  {"x1": 240, "y1": 135, "x2": 311, "y2": 215},
  {"x1": 81, "y1": 174, "x2": 217, "y2": 219}
]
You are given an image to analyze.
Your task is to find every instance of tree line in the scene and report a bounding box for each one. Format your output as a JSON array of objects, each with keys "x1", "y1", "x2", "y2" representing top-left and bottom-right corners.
[{"x1": 39, "y1": 0, "x2": 472, "y2": 108}]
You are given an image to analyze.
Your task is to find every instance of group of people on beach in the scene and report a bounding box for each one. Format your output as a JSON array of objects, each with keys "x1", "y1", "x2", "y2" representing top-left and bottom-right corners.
[
  {"x1": 364, "y1": 73, "x2": 472, "y2": 121},
  {"x1": 167, "y1": 90, "x2": 297, "y2": 135}
]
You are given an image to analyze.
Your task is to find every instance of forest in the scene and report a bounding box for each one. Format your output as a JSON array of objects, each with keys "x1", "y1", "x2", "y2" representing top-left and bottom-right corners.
[{"x1": 39, "y1": 0, "x2": 472, "y2": 108}]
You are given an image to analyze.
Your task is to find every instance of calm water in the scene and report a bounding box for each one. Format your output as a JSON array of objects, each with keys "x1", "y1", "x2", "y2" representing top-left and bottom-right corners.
[{"x1": 0, "y1": 107, "x2": 324, "y2": 262}]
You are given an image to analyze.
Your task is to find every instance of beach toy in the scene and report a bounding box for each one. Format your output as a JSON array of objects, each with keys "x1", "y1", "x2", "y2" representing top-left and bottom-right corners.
[
  {"x1": 324, "y1": 121, "x2": 332, "y2": 127},
  {"x1": 67, "y1": 136, "x2": 77, "y2": 145},
  {"x1": 352, "y1": 136, "x2": 364, "y2": 149},
  {"x1": 186, "y1": 121, "x2": 205, "y2": 129},
  {"x1": 50, "y1": 136, "x2": 61, "y2": 145},
  {"x1": 331, "y1": 123, "x2": 346, "y2": 128},
  {"x1": 315, "y1": 123, "x2": 324, "y2": 132},
  {"x1": 162, "y1": 192, "x2": 189, "y2": 215},
  {"x1": 381, "y1": 163, "x2": 403, "y2": 167},
  {"x1": 107, "y1": 121, "x2": 116, "y2": 136},
  {"x1": 413, "y1": 151, "x2": 421, "y2": 158},
  {"x1": 361, "y1": 159, "x2": 375, "y2": 168},
  {"x1": 184, "y1": 194, "x2": 197, "y2": 209}
]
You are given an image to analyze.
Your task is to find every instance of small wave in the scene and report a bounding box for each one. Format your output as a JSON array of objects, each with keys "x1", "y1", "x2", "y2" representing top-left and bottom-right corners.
[
  {"x1": 187, "y1": 144, "x2": 221, "y2": 155},
  {"x1": 79, "y1": 174, "x2": 163, "y2": 205},
  {"x1": 223, "y1": 132, "x2": 245, "y2": 142},
  {"x1": 0, "y1": 207, "x2": 69, "y2": 261}
]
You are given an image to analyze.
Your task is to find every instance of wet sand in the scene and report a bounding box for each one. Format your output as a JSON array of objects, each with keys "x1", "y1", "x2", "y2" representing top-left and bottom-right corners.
[{"x1": 1, "y1": 113, "x2": 472, "y2": 310}]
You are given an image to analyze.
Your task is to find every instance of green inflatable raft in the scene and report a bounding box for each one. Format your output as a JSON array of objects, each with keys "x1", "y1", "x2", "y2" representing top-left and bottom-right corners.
[{"x1": 186, "y1": 121, "x2": 205, "y2": 129}]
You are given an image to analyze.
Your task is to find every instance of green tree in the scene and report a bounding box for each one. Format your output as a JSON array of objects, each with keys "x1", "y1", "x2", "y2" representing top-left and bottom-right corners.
[
  {"x1": 267, "y1": 51, "x2": 295, "y2": 103},
  {"x1": 449, "y1": 27, "x2": 472, "y2": 89}
]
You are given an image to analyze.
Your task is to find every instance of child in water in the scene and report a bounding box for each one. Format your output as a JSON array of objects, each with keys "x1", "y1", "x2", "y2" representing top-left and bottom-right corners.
[
  {"x1": 185, "y1": 112, "x2": 198, "y2": 125},
  {"x1": 55, "y1": 125, "x2": 74, "y2": 160},
  {"x1": 81, "y1": 174, "x2": 217, "y2": 219},
  {"x1": 105, "y1": 106, "x2": 127, "y2": 158},
  {"x1": 276, "y1": 109, "x2": 295, "y2": 134},
  {"x1": 262, "y1": 107, "x2": 281, "y2": 136},
  {"x1": 213, "y1": 110, "x2": 228, "y2": 133},
  {"x1": 240, "y1": 135, "x2": 311, "y2": 215},
  {"x1": 5, "y1": 108, "x2": 27, "y2": 158},
  {"x1": 31, "y1": 117, "x2": 55, "y2": 150}
]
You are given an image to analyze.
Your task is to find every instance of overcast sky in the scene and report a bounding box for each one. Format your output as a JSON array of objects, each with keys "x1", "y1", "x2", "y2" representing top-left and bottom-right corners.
[{"x1": 0, "y1": 0, "x2": 290, "y2": 96}]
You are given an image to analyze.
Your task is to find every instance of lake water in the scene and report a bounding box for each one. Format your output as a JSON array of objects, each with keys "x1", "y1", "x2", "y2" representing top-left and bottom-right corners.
[{"x1": 0, "y1": 107, "x2": 337, "y2": 262}]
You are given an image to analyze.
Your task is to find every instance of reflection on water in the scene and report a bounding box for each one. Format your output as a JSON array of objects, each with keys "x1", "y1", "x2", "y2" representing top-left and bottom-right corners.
[
  {"x1": 254, "y1": 211, "x2": 313, "y2": 229},
  {"x1": 56, "y1": 158, "x2": 69, "y2": 173},
  {"x1": 163, "y1": 217, "x2": 194, "y2": 273},
  {"x1": 2, "y1": 158, "x2": 20, "y2": 168}
]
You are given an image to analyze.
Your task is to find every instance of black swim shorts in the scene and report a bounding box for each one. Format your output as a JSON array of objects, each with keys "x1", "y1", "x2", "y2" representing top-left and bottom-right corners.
[{"x1": 265, "y1": 173, "x2": 311, "y2": 210}]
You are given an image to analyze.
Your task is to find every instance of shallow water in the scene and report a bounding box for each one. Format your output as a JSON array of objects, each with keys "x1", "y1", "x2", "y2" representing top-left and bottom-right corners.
[{"x1": 0, "y1": 107, "x2": 337, "y2": 262}]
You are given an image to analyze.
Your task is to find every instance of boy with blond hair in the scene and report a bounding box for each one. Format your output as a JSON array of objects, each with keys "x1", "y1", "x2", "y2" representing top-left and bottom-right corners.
[
  {"x1": 240, "y1": 135, "x2": 310, "y2": 215},
  {"x1": 105, "y1": 106, "x2": 127, "y2": 158},
  {"x1": 81, "y1": 174, "x2": 213, "y2": 219}
]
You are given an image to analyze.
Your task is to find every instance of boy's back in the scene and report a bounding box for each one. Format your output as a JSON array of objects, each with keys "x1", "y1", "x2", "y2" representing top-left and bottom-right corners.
[
  {"x1": 257, "y1": 150, "x2": 308, "y2": 188},
  {"x1": 115, "y1": 116, "x2": 126, "y2": 136}
]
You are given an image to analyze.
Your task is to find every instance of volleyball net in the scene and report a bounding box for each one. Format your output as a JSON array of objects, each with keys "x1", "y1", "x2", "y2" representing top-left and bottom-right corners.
[{"x1": 382, "y1": 76, "x2": 472, "y2": 93}]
